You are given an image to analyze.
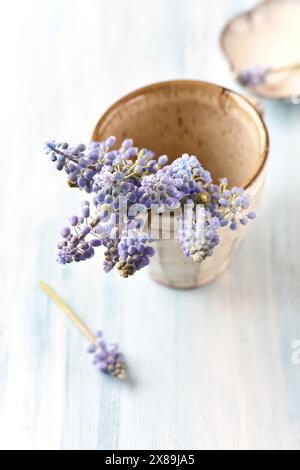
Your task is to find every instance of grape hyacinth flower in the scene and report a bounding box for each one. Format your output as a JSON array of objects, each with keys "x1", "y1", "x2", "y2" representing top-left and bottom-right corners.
[
  {"x1": 178, "y1": 204, "x2": 220, "y2": 262},
  {"x1": 170, "y1": 153, "x2": 212, "y2": 185},
  {"x1": 103, "y1": 238, "x2": 120, "y2": 273},
  {"x1": 138, "y1": 170, "x2": 184, "y2": 211},
  {"x1": 211, "y1": 179, "x2": 256, "y2": 230},
  {"x1": 93, "y1": 169, "x2": 140, "y2": 210},
  {"x1": 236, "y1": 61, "x2": 300, "y2": 90},
  {"x1": 237, "y1": 65, "x2": 268, "y2": 88},
  {"x1": 57, "y1": 201, "x2": 101, "y2": 265},
  {"x1": 39, "y1": 281, "x2": 127, "y2": 380},
  {"x1": 117, "y1": 231, "x2": 155, "y2": 278},
  {"x1": 44, "y1": 136, "x2": 257, "y2": 277},
  {"x1": 87, "y1": 331, "x2": 126, "y2": 379},
  {"x1": 44, "y1": 138, "x2": 164, "y2": 194}
]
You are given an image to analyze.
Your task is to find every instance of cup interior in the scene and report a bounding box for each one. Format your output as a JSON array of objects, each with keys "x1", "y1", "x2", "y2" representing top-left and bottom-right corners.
[{"x1": 92, "y1": 81, "x2": 268, "y2": 188}]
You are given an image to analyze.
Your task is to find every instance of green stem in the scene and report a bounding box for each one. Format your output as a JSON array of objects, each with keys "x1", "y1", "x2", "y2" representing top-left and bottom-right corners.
[{"x1": 39, "y1": 281, "x2": 96, "y2": 344}]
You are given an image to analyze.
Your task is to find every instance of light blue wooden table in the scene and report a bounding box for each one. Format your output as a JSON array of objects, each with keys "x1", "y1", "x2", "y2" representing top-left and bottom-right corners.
[{"x1": 1, "y1": 0, "x2": 300, "y2": 450}]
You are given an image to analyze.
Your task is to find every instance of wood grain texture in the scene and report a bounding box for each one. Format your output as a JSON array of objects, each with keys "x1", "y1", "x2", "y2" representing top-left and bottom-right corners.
[{"x1": 0, "y1": 0, "x2": 300, "y2": 450}]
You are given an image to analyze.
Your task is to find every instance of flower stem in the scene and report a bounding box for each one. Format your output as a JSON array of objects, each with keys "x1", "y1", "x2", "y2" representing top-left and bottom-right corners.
[
  {"x1": 54, "y1": 148, "x2": 79, "y2": 164},
  {"x1": 39, "y1": 280, "x2": 96, "y2": 343},
  {"x1": 270, "y1": 61, "x2": 300, "y2": 75}
]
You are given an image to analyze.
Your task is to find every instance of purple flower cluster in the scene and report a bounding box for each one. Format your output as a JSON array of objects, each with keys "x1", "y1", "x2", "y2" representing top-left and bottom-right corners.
[
  {"x1": 139, "y1": 171, "x2": 183, "y2": 211},
  {"x1": 237, "y1": 65, "x2": 267, "y2": 88},
  {"x1": 117, "y1": 231, "x2": 155, "y2": 278},
  {"x1": 45, "y1": 136, "x2": 257, "y2": 276},
  {"x1": 44, "y1": 137, "x2": 138, "y2": 192},
  {"x1": 211, "y1": 179, "x2": 256, "y2": 230},
  {"x1": 178, "y1": 205, "x2": 220, "y2": 262},
  {"x1": 103, "y1": 238, "x2": 120, "y2": 273},
  {"x1": 87, "y1": 331, "x2": 126, "y2": 379},
  {"x1": 170, "y1": 153, "x2": 212, "y2": 185},
  {"x1": 56, "y1": 201, "x2": 101, "y2": 265}
]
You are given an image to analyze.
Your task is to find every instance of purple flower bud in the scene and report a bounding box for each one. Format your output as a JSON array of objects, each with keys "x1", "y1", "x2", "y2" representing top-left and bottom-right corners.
[
  {"x1": 80, "y1": 226, "x2": 91, "y2": 237},
  {"x1": 95, "y1": 351, "x2": 108, "y2": 361},
  {"x1": 87, "y1": 344, "x2": 96, "y2": 353},
  {"x1": 82, "y1": 206, "x2": 90, "y2": 218},
  {"x1": 128, "y1": 246, "x2": 136, "y2": 256},
  {"x1": 69, "y1": 215, "x2": 78, "y2": 226},
  {"x1": 84, "y1": 169, "x2": 94, "y2": 180},
  {"x1": 56, "y1": 160, "x2": 64, "y2": 171},
  {"x1": 70, "y1": 235, "x2": 79, "y2": 246},
  {"x1": 60, "y1": 227, "x2": 70, "y2": 238},
  {"x1": 105, "y1": 136, "x2": 117, "y2": 147},
  {"x1": 113, "y1": 171, "x2": 124, "y2": 181},
  {"x1": 134, "y1": 165, "x2": 143, "y2": 174},
  {"x1": 78, "y1": 177, "x2": 87, "y2": 189},
  {"x1": 219, "y1": 198, "x2": 229, "y2": 208},
  {"x1": 121, "y1": 138, "x2": 133, "y2": 149},
  {"x1": 77, "y1": 143, "x2": 86, "y2": 152},
  {"x1": 80, "y1": 242, "x2": 89, "y2": 250},
  {"x1": 91, "y1": 239, "x2": 102, "y2": 247},
  {"x1": 144, "y1": 246, "x2": 155, "y2": 256},
  {"x1": 140, "y1": 256, "x2": 150, "y2": 267},
  {"x1": 158, "y1": 155, "x2": 168, "y2": 166},
  {"x1": 126, "y1": 147, "x2": 138, "y2": 157},
  {"x1": 98, "y1": 360, "x2": 108, "y2": 371}
]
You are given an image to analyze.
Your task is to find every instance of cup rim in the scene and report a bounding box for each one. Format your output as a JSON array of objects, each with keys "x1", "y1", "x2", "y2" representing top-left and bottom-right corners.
[{"x1": 92, "y1": 79, "x2": 269, "y2": 189}]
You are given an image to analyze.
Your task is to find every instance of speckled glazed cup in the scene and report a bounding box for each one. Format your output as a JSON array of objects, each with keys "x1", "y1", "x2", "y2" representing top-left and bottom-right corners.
[{"x1": 92, "y1": 80, "x2": 269, "y2": 288}]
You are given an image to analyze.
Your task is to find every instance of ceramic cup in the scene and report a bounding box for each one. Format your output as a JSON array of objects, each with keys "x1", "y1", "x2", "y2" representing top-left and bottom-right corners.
[{"x1": 92, "y1": 80, "x2": 269, "y2": 288}]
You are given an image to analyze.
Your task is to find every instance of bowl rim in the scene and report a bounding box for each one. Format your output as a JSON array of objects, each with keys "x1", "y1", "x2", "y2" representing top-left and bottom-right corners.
[
  {"x1": 92, "y1": 79, "x2": 269, "y2": 189},
  {"x1": 219, "y1": 0, "x2": 299, "y2": 101}
]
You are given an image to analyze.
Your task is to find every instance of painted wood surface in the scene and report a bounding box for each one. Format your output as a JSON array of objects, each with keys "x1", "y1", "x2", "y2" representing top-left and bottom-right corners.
[{"x1": 0, "y1": 0, "x2": 300, "y2": 450}]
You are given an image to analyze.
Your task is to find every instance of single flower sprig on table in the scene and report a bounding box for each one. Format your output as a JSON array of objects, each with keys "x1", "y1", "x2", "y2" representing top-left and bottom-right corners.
[
  {"x1": 39, "y1": 281, "x2": 127, "y2": 379},
  {"x1": 236, "y1": 61, "x2": 300, "y2": 88}
]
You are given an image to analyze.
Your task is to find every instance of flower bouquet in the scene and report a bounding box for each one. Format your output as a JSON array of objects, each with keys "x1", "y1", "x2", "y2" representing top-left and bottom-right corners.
[{"x1": 44, "y1": 137, "x2": 256, "y2": 279}]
